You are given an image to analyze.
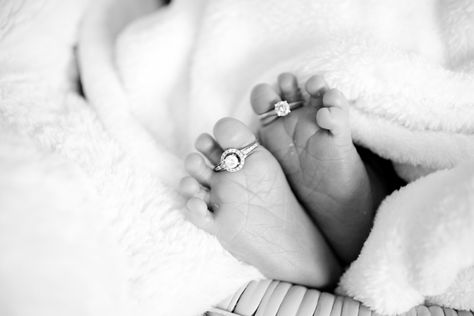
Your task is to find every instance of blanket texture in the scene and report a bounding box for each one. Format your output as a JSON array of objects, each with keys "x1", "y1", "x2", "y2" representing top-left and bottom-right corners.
[
  {"x1": 1, "y1": 1, "x2": 260, "y2": 316},
  {"x1": 1, "y1": 0, "x2": 474, "y2": 315}
]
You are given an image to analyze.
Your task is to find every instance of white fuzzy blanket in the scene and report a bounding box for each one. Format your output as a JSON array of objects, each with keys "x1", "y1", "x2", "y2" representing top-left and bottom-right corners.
[{"x1": 1, "y1": 0, "x2": 474, "y2": 315}]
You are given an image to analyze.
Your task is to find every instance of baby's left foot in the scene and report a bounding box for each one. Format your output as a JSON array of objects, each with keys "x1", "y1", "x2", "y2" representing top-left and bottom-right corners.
[
  {"x1": 180, "y1": 118, "x2": 341, "y2": 288},
  {"x1": 251, "y1": 74, "x2": 387, "y2": 263}
]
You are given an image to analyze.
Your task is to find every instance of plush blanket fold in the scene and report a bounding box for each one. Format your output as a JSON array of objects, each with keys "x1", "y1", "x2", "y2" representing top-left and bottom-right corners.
[
  {"x1": 1, "y1": 0, "x2": 474, "y2": 315},
  {"x1": 80, "y1": 0, "x2": 474, "y2": 313},
  {"x1": 1, "y1": 1, "x2": 260, "y2": 316}
]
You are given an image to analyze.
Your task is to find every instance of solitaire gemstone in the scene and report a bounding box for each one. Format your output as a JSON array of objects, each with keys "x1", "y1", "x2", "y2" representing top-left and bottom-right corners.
[
  {"x1": 224, "y1": 154, "x2": 240, "y2": 169},
  {"x1": 274, "y1": 101, "x2": 291, "y2": 116}
]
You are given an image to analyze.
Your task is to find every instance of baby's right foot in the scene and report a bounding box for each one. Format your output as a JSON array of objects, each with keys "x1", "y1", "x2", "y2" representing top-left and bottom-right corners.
[
  {"x1": 251, "y1": 74, "x2": 386, "y2": 264},
  {"x1": 180, "y1": 118, "x2": 341, "y2": 288}
]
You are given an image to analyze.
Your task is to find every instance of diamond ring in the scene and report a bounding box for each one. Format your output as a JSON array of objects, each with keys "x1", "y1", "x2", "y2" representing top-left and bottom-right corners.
[
  {"x1": 259, "y1": 100, "x2": 304, "y2": 125},
  {"x1": 214, "y1": 141, "x2": 259, "y2": 173}
]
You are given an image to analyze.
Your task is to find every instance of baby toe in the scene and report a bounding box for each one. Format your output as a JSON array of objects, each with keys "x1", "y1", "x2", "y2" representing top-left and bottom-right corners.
[
  {"x1": 278, "y1": 72, "x2": 301, "y2": 102},
  {"x1": 185, "y1": 197, "x2": 215, "y2": 234},
  {"x1": 184, "y1": 153, "x2": 213, "y2": 187},
  {"x1": 305, "y1": 75, "x2": 329, "y2": 107},
  {"x1": 316, "y1": 106, "x2": 348, "y2": 137},
  {"x1": 179, "y1": 176, "x2": 210, "y2": 203},
  {"x1": 213, "y1": 118, "x2": 258, "y2": 150},
  {"x1": 314, "y1": 88, "x2": 352, "y2": 142},
  {"x1": 195, "y1": 133, "x2": 223, "y2": 165},
  {"x1": 305, "y1": 75, "x2": 329, "y2": 97},
  {"x1": 250, "y1": 83, "x2": 281, "y2": 115},
  {"x1": 179, "y1": 176, "x2": 200, "y2": 196},
  {"x1": 322, "y1": 88, "x2": 349, "y2": 111}
]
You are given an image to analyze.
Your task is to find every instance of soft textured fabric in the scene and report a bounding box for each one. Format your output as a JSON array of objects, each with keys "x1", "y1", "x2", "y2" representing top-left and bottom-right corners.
[
  {"x1": 80, "y1": 0, "x2": 474, "y2": 313},
  {"x1": 1, "y1": 0, "x2": 474, "y2": 315},
  {"x1": 0, "y1": 1, "x2": 260, "y2": 316}
]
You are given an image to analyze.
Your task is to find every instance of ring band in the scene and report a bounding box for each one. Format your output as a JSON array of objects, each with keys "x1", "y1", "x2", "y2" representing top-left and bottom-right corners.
[
  {"x1": 259, "y1": 100, "x2": 303, "y2": 125},
  {"x1": 214, "y1": 141, "x2": 259, "y2": 173}
]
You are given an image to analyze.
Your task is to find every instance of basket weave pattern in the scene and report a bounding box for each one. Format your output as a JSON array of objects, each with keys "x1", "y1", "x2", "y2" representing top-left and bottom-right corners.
[{"x1": 206, "y1": 280, "x2": 472, "y2": 316}]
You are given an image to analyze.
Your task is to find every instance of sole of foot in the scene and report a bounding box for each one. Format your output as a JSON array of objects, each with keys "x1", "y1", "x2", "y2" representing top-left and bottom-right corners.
[
  {"x1": 181, "y1": 117, "x2": 341, "y2": 287},
  {"x1": 251, "y1": 73, "x2": 378, "y2": 263}
]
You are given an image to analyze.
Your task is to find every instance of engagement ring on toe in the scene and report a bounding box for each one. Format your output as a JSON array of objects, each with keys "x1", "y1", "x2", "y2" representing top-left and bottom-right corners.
[
  {"x1": 259, "y1": 100, "x2": 303, "y2": 125},
  {"x1": 214, "y1": 141, "x2": 259, "y2": 173}
]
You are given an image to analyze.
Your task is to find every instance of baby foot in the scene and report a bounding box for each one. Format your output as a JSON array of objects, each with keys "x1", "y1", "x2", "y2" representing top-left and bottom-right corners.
[
  {"x1": 251, "y1": 74, "x2": 385, "y2": 264},
  {"x1": 181, "y1": 118, "x2": 341, "y2": 288}
]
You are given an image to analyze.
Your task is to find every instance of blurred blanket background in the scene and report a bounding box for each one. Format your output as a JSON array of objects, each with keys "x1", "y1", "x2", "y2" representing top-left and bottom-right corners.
[{"x1": 1, "y1": 0, "x2": 474, "y2": 315}]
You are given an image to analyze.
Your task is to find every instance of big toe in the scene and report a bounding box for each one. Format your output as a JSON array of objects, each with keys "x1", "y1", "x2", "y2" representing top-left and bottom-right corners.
[
  {"x1": 250, "y1": 83, "x2": 280, "y2": 115},
  {"x1": 213, "y1": 117, "x2": 257, "y2": 149}
]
